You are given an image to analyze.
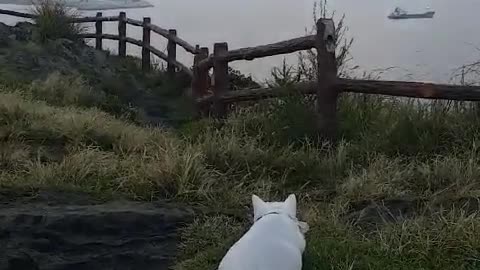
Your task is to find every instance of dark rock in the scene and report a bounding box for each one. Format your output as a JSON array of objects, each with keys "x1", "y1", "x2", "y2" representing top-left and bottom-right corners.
[
  {"x1": 0, "y1": 195, "x2": 193, "y2": 270},
  {"x1": 13, "y1": 22, "x2": 35, "y2": 41},
  {"x1": 344, "y1": 198, "x2": 420, "y2": 229},
  {"x1": 6, "y1": 252, "x2": 39, "y2": 270},
  {"x1": 0, "y1": 23, "x2": 13, "y2": 46}
]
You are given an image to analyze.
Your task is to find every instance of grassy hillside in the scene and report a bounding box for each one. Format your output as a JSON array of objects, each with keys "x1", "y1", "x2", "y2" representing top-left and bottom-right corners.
[
  {"x1": 3, "y1": 83, "x2": 480, "y2": 269},
  {"x1": 1, "y1": 1, "x2": 480, "y2": 269}
]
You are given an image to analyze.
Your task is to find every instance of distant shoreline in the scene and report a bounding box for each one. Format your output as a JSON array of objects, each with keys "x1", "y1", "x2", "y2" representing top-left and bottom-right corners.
[{"x1": 0, "y1": 0, "x2": 153, "y2": 10}]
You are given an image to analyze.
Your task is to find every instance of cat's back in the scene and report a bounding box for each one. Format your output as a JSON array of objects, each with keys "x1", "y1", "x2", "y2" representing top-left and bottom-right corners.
[{"x1": 218, "y1": 215, "x2": 303, "y2": 270}]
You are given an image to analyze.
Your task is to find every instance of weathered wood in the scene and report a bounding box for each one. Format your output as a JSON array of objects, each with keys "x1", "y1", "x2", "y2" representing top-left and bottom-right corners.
[
  {"x1": 95, "y1": 12, "x2": 103, "y2": 50},
  {"x1": 71, "y1": 16, "x2": 119, "y2": 23},
  {"x1": 118, "y1": 12, "x2": 127, "y2": 57},
  {"x1": 192, "y1": 47, "x2": 210, "y2": 97},
  {"x1": 196, "y1": 81, "x2": 317, "y2": 104},
  {"x1": 338, "y1": 79, "x2": 480, "y2": 101},
  {"x1": 191, "y1": 47, "x2": 210, "y2": 116},
  {"x1": 147, "y1": 24, "x2": 198, "y2": 54},
  {"x1": 147, "y1": 44, "x2": 193, "y2": 77},
  {"x1": 125, "y1": 18, "x2": 143, "y2": 27},
  {"x1": 227, "y1": 35, "x2": 316, "y2": 62},
  {"x1": 212, "y1": 42, "x2": 229, "y2": 118},
  {"x1": 196, "y1": 35, "x2": 316, "y2": 71},
  {"x1": 316, "y1": 18, "x2": 338, "y2": 141},
  {"x1": 0, "y1": 8, "x2": 35, "y2": 19},
  {"x1": 142, "y1": 17, "x2": 151, "y2": 72},
  {"x1": 196, "y1": 56, "x2": 213, "y2": 71},
  {"x1": 0, "y1": 8, "x2": 119, "y2": 22},
  {"x1": 145, "y1": 24, "x2": 169, "y2": 37},
  {"x1": 197, "y1": 79, "x2": 480, "y2": 104},
  {"x1": 129, "y1": 20, "x2": 198, "y2": 54},
  {"x1": 167, "y1": 29, "x2": 178, "y2": 76},
  {"x1": 78, "y1": 33, "x2": 120, "y2": 40},
  {"x1": 78, "y1": 33, "x2": 193, "y2": 77}
]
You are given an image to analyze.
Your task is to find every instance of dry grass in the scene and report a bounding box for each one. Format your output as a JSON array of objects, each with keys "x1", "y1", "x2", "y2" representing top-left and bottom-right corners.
[
  {"x1": 27, "y1": 72, "x2": 107, "y2": 108},
  {"x1": 1, "y1": 71, "x2": 480, "y2": 269},
  {"x1": 0, "y1": 91, "x2": 211, "y2": 200}
]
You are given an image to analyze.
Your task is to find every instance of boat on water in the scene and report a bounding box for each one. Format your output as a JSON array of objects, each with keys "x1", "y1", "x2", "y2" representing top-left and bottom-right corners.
[{"x1": 388, "y1": 7, "x2": 435, "y2": 19}]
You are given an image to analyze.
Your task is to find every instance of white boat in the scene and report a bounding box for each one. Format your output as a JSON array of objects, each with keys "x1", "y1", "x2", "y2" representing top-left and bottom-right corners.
[{"x1": 388, "y1": 7, "x2": 435, "y2": 19}]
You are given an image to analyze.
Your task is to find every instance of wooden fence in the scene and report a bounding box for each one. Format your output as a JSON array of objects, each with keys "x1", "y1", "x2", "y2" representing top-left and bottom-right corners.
[
  {"x1": 191, "y1": 18, "x2": 480, "y2": 140},
  {"x1": 3, "y1": 8, "x2": 480, "y2": 140},
  {"x1": 0, "y1": 9, "x2": 198, "y2": 77}
]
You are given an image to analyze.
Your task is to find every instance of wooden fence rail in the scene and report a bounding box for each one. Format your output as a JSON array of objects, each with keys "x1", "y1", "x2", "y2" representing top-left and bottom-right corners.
[
  {"x1": 196, "y1": 35, "x2": 316, "y2": 71},
  {"x1": 0, "y1": 8, "x2": 198, "y2": 77},
  {"x1": 191, "y1": 18, "x2": 480, "y2": 140},
  {"x1": 197, "y1": 79, "x2": 480, "y2": 104}
]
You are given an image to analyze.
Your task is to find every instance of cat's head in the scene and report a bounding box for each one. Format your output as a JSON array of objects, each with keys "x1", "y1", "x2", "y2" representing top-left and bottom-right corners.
[{"x1": 251, "y1": 194, "x2": 309, "y2": 234}]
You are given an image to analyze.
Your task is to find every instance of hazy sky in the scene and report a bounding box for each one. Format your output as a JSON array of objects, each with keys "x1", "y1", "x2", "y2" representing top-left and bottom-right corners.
[{"x1": 1, "y1": 0, "x2": 479, "y2": 82}]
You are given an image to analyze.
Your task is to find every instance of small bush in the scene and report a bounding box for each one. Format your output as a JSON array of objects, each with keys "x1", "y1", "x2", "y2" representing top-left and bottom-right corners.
[{"x1": 31, "y1": 0, "x2": 86, "y2": 43}]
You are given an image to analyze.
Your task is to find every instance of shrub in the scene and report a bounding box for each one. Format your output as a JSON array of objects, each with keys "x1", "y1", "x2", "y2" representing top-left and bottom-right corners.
[{"x1": 31, "y1": 0, "x2": 86, "y2": 43}]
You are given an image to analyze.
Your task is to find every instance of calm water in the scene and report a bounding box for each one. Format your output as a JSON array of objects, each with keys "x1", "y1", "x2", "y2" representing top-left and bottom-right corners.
[{"x1": 1, "y1": 0, "x2": 480, "y2": 83}]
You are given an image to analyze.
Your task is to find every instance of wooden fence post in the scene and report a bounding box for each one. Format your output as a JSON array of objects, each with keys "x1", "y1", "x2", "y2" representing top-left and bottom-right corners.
[
  {"x1": 316, "y1": 18, "x2": 338, "y2": 141},
  {"x1": 167, "y1": 29, "x2": 177, "y2": 77},
  {"x1": 213, "y1": 42, "x2": 229, "y2": 118},
  {"x1": 142, "y1": 17, "x2": 151, "y2": 72},
  {"x1": 192, "y1": 47, "x2": 209, "y2": 116},
  {"x1": 95, "y1": 12, "x2": 102, "y2": 50},
  {"x1": 118, "y1": 11, "x2": 127, "y2": 57}
]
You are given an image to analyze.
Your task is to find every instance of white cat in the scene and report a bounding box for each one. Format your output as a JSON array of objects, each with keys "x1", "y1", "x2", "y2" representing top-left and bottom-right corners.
[{"x1": 218, "y1": 194, "x2": 309, "y2": 270}]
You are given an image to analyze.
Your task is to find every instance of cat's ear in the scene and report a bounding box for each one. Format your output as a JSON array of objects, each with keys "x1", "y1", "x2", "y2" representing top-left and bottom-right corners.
[
  {"x1": 284, "y1": 194, "x2": 297, "y2": 217},
  {"x1": 252, "y1": 194, "x2": 268, "y2": 221}
]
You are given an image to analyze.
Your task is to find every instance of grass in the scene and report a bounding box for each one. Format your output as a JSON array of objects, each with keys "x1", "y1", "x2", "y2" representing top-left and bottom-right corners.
[
  {"x1": 302, "y1": 212, "x2": 480, "y2": 270},
  {"x1": 0, "y1": 1, "x2": 479, "y2": 267},
  {"x1": 173, "y1": 93, "x2": 480, "y2": 269},
  {"x1": 2, "y1": 74, "x2": 480, "y2": 268},
  {"x1": 0, "y1": 90, "x2": 203, "y2": 199}
]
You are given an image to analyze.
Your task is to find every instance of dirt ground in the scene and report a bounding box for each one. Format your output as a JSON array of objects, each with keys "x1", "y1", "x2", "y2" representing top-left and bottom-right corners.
[{"x1": 0, "y1": 188, "x2": 193, "y2": 270}]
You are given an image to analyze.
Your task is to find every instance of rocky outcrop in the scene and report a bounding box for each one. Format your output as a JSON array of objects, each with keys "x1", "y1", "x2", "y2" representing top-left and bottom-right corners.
[{"x1": 0, "y1": 190, "x2": 193, "y2": 270}]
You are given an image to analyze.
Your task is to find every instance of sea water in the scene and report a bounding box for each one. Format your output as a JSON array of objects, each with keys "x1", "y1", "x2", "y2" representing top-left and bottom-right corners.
[{"x1": 0, "y1": 0, "x2": 479, "y2": 83}]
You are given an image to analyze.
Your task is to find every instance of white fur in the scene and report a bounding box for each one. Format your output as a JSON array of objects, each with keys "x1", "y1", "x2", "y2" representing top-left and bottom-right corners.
[{"x1": 218, "y1": 194, "x2": 309, "y2": 270}]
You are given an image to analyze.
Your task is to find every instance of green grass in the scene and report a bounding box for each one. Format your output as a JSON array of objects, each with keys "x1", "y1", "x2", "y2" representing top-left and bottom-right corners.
[
  {"x1": 303, "y1": 213, "x2": 480, "y2": 270},
  {"x1": 173, "y1": 94, "x2": 480, "y2": 269},
  {"x1": 2, "y1": 77, "x2": 480, "y2": 269}
]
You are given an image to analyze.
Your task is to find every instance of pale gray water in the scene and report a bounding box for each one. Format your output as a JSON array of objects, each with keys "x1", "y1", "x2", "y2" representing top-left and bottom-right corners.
[{"x1": 1, "y1": 0, "x2": 480, "y2": 83}]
